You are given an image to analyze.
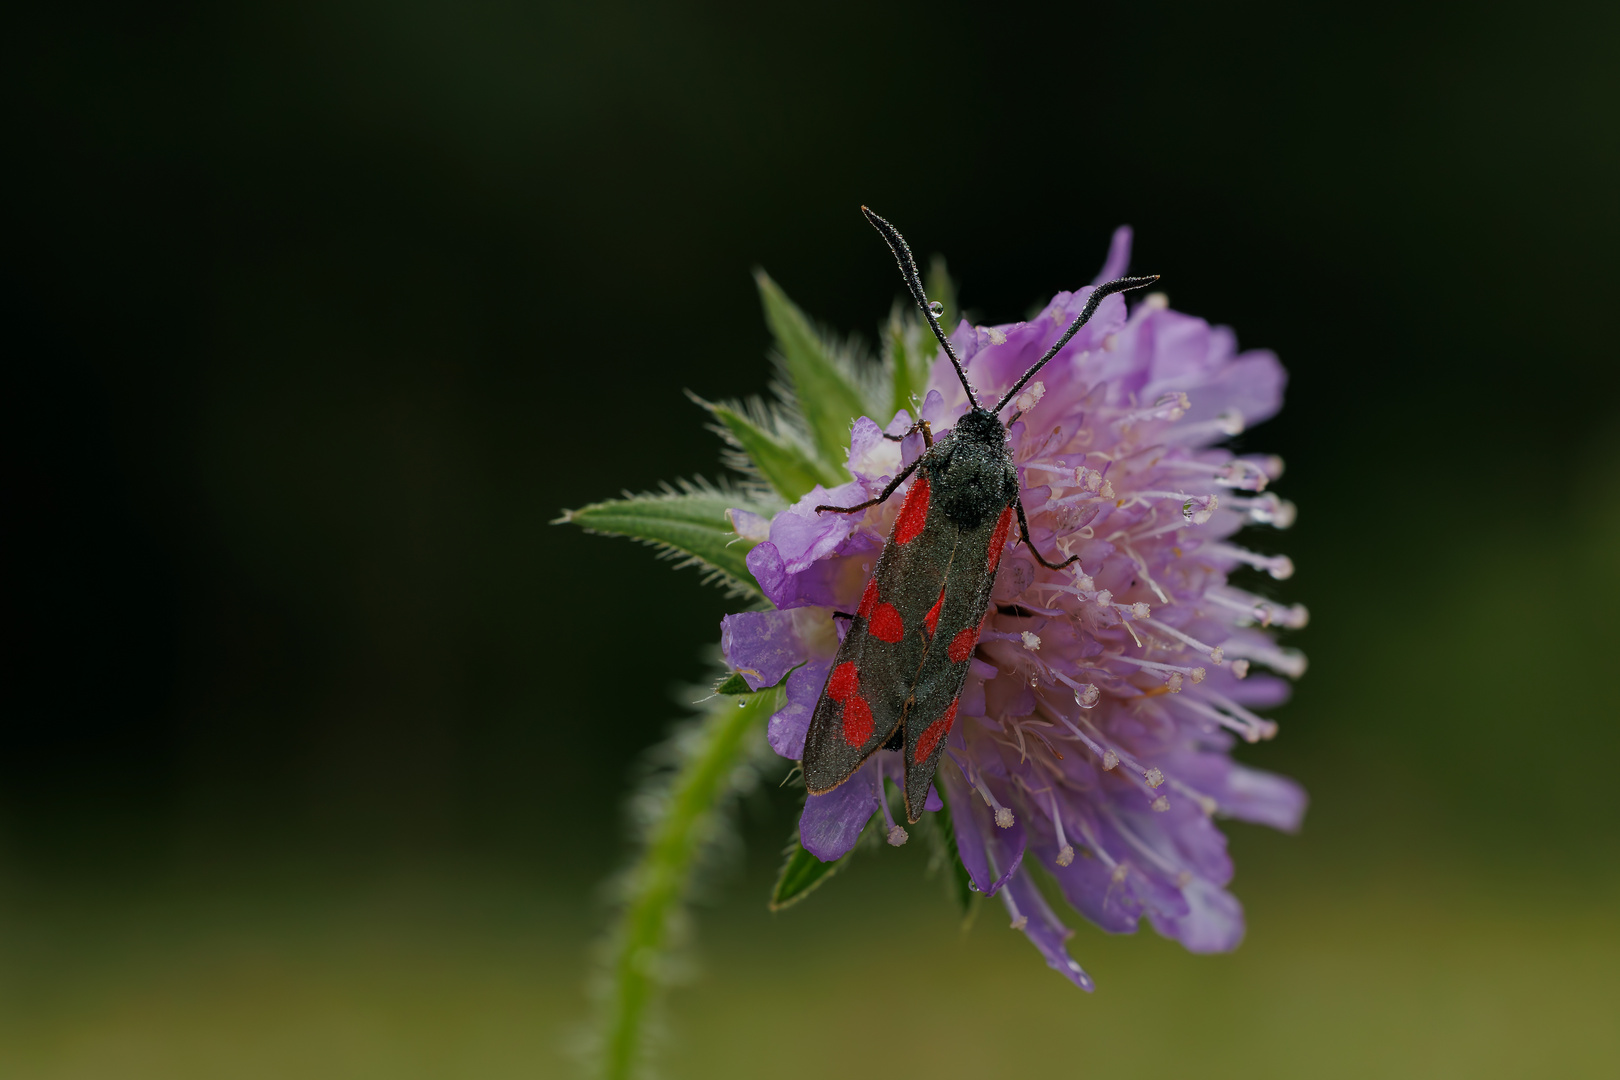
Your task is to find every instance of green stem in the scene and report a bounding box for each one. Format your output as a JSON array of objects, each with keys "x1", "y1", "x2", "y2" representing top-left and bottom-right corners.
[{"x1": 598, "y1": 687, "x2": 780, "y2": 1080}]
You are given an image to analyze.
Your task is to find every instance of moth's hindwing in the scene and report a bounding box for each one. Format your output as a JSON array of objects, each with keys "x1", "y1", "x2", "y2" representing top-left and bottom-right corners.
[
  {"x1": 802, "y1": 472, "x2": 953, "y2": 795},
  {"x1": 899, "y1": 500, "x2": 1014, "y2": 822}
]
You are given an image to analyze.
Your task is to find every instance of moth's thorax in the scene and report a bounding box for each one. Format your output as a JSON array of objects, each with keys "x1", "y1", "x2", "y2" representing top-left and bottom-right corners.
[{"x1": 924, "y1": 407, "x2": 1018, "y2": 529}]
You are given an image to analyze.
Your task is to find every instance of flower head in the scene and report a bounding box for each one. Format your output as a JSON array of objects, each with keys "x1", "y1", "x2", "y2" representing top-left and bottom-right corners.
[{"x1": 723, "y1": 227, "x2": 1307, "y2": 988}]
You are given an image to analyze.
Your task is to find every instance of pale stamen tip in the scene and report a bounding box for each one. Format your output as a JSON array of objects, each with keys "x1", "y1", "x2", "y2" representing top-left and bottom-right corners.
[
  {"x1": 1151, "y1": 795, "x2": 1171, "y2": 812},
  {"x1": 1230, "y1": 659, "x2": 1250, "y2": 679},
  {"x1": 1021, "y1": 630, "x2": 1042, "y2": 651},
  {"x1": 887, "y1": 825, "x2": 909, "y2": 847},
  {"x1": 994, "y1": 807, "x2": 1015, "y2": 829},
  {"x1": 1190, "y1": 666, "x2": 1207, "y2": 683},
  {"x1": 1010, "y1": 914, "x2": 1029, "y2": 931},
  {"x1": 1056, "y1": 844, "x2": 1076, "y2": 867},
  {"x1": 1014, "y1": 381, "x2": 1046, "y2": 412},
  {"x1": 1101, "y1": 750, "x2": 1120, "y2": 771},
  {"x1": 1145, "y1": 767, "x2": 1165, "y2": 788}
]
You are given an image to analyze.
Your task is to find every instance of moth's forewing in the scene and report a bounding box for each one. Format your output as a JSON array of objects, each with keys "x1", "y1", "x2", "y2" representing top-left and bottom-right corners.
[
  {"x1": 802, "y1": 469, "x2": 956, "y2": 794},
  {"x1": 900, "y1": 502, "x2": 1015, "y2": 822}
]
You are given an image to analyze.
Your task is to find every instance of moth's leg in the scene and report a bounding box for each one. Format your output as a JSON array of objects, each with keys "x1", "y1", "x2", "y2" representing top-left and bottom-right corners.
[
  {"x1": 1015, "y1": 496, "x2": 1080, "y2": 570},
  {"x1": 881, "y1": 417, "x2": 933, "y2": 448},
  {"x1": 814, "y1": 454, "x2": 925, "y2": 515}
]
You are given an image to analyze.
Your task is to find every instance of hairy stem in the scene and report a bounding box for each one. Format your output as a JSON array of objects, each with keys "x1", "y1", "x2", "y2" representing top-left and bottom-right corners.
[{"x1": 598, "y1": 687, "x2": 780, "y2": 1079}]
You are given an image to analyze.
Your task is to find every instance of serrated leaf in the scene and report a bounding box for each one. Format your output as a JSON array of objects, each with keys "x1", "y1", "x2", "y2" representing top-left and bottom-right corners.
[
  {"x1": 556, "y1": 483, "x2": 769, "y2": 598},
  {"x1": 713, "y1": 672, "x2": 752, "y2": 695},
  {"x1": 689, "y1": 392, "x2": 841, "y2": 501},
  {"x1": 755, "y1": 270, "x2": 873, "y2": 474},
  {"x1": 770, "y1": 835, "x2": 847, "y2": 911},
  {"x1": 928, "y1": 781, "x2": 978, "y2": 923}
]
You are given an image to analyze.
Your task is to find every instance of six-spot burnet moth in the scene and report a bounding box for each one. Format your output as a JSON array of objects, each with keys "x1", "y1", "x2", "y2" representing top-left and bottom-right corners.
[{"x1": 801, "y1": 207, "x2": 1158, "y2": 823}]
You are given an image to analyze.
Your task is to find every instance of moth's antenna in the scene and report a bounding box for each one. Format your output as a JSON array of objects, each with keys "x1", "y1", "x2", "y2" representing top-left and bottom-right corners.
[
  {"x1": 992, "y1": 274, "x2": 1160, "y2": 416},
  {"x1": 861, "y1": 206, "x2": 979, "y2": 408}
]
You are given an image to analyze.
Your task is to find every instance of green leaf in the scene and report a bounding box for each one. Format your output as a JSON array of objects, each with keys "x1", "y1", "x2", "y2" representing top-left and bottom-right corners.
[
  {"x1": 769, "y1": 835, "x2": 847, "y2": 911},
  {"x1": 884, "y1": 307, "x2": 938, "y2": 420},
  {"x1": 754, "y1": 270, "x2": 873, "y2": 473},
  {"x1": 927, "y1": 781, "x2": 978, "y2": 924},
  {"x1": 713, "y1": 672, "x2": 752, "y2": 695},
  {"x1": 688, "y1": 392, "x2": 841, "y2": 501},
  {"x1": 926, "y1": 253, "x2": 958, "y2": 330},
  {"x1": 556, "y1": 481, "x2": 773, "y2": 598}
]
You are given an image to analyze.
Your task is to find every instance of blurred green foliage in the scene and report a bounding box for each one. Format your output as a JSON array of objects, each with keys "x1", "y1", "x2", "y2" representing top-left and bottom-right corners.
[{"x1": 5, "y1": 0, "x2": 1618, "y2": 1074}]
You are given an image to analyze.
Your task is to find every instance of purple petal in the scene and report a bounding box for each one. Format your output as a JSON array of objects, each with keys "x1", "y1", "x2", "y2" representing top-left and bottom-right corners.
[
  {"x1": 1213, "y1": 672, "x2": 1293, "y2": 709},
  {"x1": 1200, "y1": 351, "x2": 1287, "y2": 430},
  {"x1": 1050, "y1": 847, "x2": 1143, "y2": 935},
  {"x1": 768, "y1": 659, "x2": 830, "y2": 759},
  {"x1": 719, "y1": 610, "x2": 806, "y2": 690},
  {"x1": 726, "y1": 508, "x2": 772, "y2": 542},
  {"x1": 924, "y1": 785, "x2": 943, "y2": 813},
  {"x1": 744, "y1": 542, "x2": 790, "y2": 608},
  {"x1": 1091, "y1": 224, "x2": 1134, "y2": 286},
  {"x1": 799, "y1": 762, "x2": 881, "y2": 862},
  {"x1": 768, "y1": 484, "x2": 864, "y2": 573},
  {"x1": 1221, "y1": 764, "x2": 1308, "y2": 832},
  {"x1": 917, "y1": 389, "x2": 949, "y2": 430},
  {"x1": 1001, "y1": 865, "x2": 1093, "y2": 991},
  {"x1": 941, "y1": 763, "x2": 1025, "y2": 895},
  {"x1": 1149, "y1": 877, "x2": 1246, "y2": 954},
  {"x1": 846, "y1": 416, "x2": 902, "y2": 484}
]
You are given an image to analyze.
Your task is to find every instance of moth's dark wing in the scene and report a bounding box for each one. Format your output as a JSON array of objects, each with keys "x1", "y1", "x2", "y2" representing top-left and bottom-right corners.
[
  {"x1": 900, "y1": 502, "x2": 1016, "y2": 822},
  {"x1": 802, "y1": 474, "x2": 954, "y2": 795}
]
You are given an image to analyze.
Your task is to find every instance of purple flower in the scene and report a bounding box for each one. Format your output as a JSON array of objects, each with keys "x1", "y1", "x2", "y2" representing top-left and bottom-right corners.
[{"x1": 724, "y1": 227, "x2": 1306, "y2": 988}]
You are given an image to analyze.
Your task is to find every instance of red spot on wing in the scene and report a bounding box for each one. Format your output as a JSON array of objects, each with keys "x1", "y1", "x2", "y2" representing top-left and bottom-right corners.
[
  {"x1": 987, "y1": 506, "x2": 1015, "y2": 573},
  {"x1": 841, "y1": 695, "x2": 874, "y2": 746},
  {"x1": 923, "y1": 588, "x2": 945, "y2": 636},
  {"x1": 914, "y1": 700, "x2": 959, "y2": 761},
  {"x1": 856, "y1": 576, "x2": 879, "y2": 618},
  {"x1": 869, "y1": 602, "x2": 905, "y2": 643},
  {"x1": 827, "y1": 661, "x2": 858, "y2": 703},
  {"x1": 893, "y1": 475, "x2": 931, "y2": 545},
  {"x1": 947, "y1": 626, "x2": 978, "y2": 664}
]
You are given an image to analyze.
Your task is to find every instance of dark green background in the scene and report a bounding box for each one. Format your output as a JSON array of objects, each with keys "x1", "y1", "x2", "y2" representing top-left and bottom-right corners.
[{"x1": 6, "y1": 2, "x2": 1617, "y2": 1076}]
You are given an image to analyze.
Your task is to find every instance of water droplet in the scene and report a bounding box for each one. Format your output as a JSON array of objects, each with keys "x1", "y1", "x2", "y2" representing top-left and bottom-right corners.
[{"x1": 927, "y1": 300, "x2": 944, "y2": 318}]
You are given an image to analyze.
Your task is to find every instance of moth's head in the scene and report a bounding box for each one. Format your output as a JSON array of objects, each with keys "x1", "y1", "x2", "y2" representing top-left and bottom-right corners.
[{"x1": 954, "y1": 406, "x2": 1005, "y2": 445}]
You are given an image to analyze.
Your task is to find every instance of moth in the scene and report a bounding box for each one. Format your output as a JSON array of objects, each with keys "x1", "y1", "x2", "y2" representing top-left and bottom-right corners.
[{"x1": 801, "y1": 207, "x2": 1157, "y2": 822}]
